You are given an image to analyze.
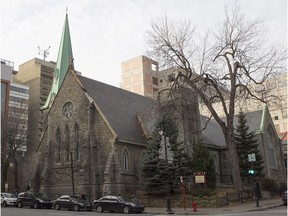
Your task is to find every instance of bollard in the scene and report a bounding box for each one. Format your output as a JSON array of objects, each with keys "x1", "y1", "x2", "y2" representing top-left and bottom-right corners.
[{"x1": 192, "y1": 201, "x2": 197, "y2": 212}]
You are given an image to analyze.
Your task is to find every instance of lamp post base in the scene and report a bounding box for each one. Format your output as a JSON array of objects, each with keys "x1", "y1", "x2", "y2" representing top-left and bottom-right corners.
[{"x1": 166, "y1": 197, "x2": 174, "y2": 214}]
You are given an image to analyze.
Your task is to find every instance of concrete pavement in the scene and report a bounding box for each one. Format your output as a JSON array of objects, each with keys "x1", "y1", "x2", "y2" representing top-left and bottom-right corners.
[{"x1": 144, "y1": 197, "x2": 285, "y2": 215}]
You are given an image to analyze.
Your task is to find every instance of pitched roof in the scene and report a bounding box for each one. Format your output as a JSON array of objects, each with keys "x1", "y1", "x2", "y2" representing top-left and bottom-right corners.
[
  {"x1": 200, "y1": 115, "x2": 226, "y2": 148},
  {"x1": 77, "y1": 75, "x2": 155, "y2": 144},
  {"x1": 200, "y1": 109, "x2": 264, "y2": 148}
]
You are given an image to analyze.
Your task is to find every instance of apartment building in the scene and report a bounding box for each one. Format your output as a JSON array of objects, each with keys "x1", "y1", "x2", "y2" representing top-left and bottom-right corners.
[
  {"x1": 13, "y1": 58, "x2": 56, "y2": 153},
  {"x1": 1, "y1": 59, "x2": 29, "y2": 152},
  {"x1": 121, "y1": 56, "x2": 159, "y2": 98}
]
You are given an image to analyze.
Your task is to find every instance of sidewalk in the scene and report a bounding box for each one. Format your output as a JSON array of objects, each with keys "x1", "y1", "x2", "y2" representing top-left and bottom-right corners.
[{"x1": 144, "y1": 197, "x2": 284, "y2": 215}]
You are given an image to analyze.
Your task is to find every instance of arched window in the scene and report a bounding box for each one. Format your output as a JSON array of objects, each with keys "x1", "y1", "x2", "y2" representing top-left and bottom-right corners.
[
  {"x1": 65, "y1": 126, "x2": 70, "y2": 162},
  {"x1": 56, "y1": 128, "x2": 61, "y2": 163},
  {"x1": 74, "y1": 124, "x2": 79, "y2": 161},
  {"x1": 141, "y1": 151, "x2": 147, "y2": 165},
  {"x1": 123, "y1": 149, "x2": 129, "y2": 171},
  {"x1": 213, "y1": 154, "x2": 220, "y2": 174}
]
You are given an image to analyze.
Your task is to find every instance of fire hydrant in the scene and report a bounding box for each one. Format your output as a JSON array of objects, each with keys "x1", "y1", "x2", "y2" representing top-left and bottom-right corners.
[{"x1": 192, "y1": 201, "x2": 197, "y2": 212}]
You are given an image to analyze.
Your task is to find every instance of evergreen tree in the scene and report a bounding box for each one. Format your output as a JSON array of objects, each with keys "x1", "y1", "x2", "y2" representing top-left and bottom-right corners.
[
  {"x1": 234, "y1": 111, "x2": 265, "y2": 180},
  {"x1": 142, "y1": 112, "x2": 193, "y2": 192},
  {"x1": 191, "y1": 142, "x2": 216, "y2": 189}
]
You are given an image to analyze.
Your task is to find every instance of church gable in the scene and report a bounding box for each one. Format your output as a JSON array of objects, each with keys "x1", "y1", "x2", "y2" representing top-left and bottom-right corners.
[{"x1": 77, "y1": 75, "x2": 155, "y2": 145}]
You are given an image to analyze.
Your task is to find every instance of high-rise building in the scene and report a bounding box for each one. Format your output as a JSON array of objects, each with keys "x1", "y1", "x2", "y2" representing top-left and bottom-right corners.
[
  {"x1": 1, "y1": 59, "x2": 29, "y2": 152},
  {"x1": 121, "y1": 56, "x2": 159, "y2": 98},
  {"x1": 13, "y1": 58, "x2": 56, "y2": 152}
]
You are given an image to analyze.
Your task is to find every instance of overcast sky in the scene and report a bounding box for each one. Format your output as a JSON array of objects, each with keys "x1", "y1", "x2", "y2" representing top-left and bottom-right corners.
[{"x1": 1, "y1": 0, "x2": 287, "y2": 87}]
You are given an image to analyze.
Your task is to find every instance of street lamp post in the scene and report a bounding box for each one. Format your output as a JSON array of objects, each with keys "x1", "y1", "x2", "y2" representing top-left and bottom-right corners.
[{"x1": 159, "y1": 131, "x2": 173, "y2": 214}]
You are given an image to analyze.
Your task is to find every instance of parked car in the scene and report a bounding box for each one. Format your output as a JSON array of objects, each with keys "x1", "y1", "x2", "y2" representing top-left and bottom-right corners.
[
  {"x1": 282, "y1": 191, "x2": 287, "y2": 205},
  {"x1": 93, "y1": 195, "x2": 145, "y2": 214},
  {"x1": 1, "y1": 193, "x2": 17, "y2": 207},
  {"x1": 17, "y1": 192, "x2": 53, "y2": 209},
  {"x1": 53, "y1": 195, "x2": 92, "y2": 211}
]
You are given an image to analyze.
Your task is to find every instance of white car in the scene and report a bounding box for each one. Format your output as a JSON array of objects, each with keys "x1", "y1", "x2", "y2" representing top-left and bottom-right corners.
[{"x1": 1, "y1": 193, "x2": 17, "y2": 207}]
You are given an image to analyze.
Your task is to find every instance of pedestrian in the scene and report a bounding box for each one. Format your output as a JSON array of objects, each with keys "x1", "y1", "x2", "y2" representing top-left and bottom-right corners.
[
  {"x1": 81, "y1": 193, "x2": 86, "y2": 200},
  {"x1": 133, "y1": 195, "x2": 140, "y2": 203}
]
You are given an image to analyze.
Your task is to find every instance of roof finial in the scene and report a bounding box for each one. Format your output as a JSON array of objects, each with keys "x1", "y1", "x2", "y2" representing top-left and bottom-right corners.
[{"x1": 66, "y1": 6, "x2": 68, "y2": 14}]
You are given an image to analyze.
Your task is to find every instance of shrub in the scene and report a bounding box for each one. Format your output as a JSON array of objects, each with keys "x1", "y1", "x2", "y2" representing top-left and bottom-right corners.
[{"x1": 260, "y1": 178, "x2": 279, "y2": 195}]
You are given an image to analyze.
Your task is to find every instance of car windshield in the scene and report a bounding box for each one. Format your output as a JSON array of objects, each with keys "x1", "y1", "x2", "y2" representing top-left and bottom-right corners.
[
  {"x1": 4, "y1": 193, "x2": 16, "y2": 198},
  {"x1": 71, "y1": 196, "x2": 84, "y2": 202},
  {"x1": 117, "y1": 196, "x2": 130, "y2": 202}
]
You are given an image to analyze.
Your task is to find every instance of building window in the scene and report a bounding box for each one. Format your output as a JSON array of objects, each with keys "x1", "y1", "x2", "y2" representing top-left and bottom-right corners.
[
  {"x1": 74, "y1": 124, "x2": 79, "y2": 161},
  {"x1": 151, "y1": 63, "x2": 157, "y2": 72},
  {"x1": 152, "y1": 76, "x2": 158, "y2": 85},
  {"x1": 62, "y1": 102, "x2": 74, "y2": 119},
  {"x1": 56, "y1": 128, "x2": 61, "y2": 163},
  {"x1": 274, "y1": 116, "x2": 279, "y2": 120},
  {"x1": 168, "y1": 74, "x2": 176, "y2": 82},
  {"x1": 65, "y1": 126, "x2": 70, "y2": 162},
  {"x1": 123, "y1": 149, "x2": 129, "y2": 171},
  {"x1": 141, "y1": 152, "x2": 147, "y2": 165}
]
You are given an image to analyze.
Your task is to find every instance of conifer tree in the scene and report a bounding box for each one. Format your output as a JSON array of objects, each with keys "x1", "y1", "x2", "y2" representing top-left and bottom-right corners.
[
  {"x1": 191, "y1": 142, "x2": 216, "y2": 189},
  {"x1": 142, "y1": 112, "x2": 193, "y2": 192},
  {"x1": 234, "y1": 111, "x2": 265, "y2": 180}
]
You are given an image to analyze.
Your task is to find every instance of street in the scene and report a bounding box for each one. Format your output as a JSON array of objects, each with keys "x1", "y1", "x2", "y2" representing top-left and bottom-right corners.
[{"x1": 0, "y1": 205, "x2": 287, "y2": 216}]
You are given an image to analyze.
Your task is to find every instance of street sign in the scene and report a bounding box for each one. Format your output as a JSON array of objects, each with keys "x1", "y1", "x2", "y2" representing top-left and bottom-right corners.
[{"x1": 248, "y1": 153, "x2": 256, "y2": 162}]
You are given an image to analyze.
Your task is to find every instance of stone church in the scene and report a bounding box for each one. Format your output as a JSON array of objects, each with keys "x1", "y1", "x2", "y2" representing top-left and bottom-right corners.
[
  {"x1": 36, "y1": 14, "x2": 157, "y2": 200},
  {"x1": 32, "y1": 14, "x2": 286, "y2": 200}
]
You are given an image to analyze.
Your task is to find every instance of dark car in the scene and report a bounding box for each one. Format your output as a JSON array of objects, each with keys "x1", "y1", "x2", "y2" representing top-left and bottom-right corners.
[
  {"x1": 282, "y1": 191, "x2": 287, "y2": 205},
  {"x1": 53, "y1": 195, "x2": 92, "y2": 211},
  {"x1": 17, "y1": 192, "x2": 53, "y2": 209},
  {"x1": 93, "y1": 195, "x2": 145, "y2": 214}
]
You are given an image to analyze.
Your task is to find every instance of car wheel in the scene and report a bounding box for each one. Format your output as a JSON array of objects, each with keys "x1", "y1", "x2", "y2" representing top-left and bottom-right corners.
[
  {"x1": 17, "y1": 202, "x2": 22, "y2": 208},
  {"x1": 73, "y1": 204, "x2": 80, "y2": 211},
  {"x1": 96, "y1": 205, "x2": 103, "y2": 213},
  {"x1": 3, "y1": 201, "x2": 7, "y2": 207},
  {"x1": 55, "y1": 203, "x2": 60, "y2": 210},
  {"x1": 123, "y1": 206, "x2": 130, "y2": 214},
  {"x1": 33, "y1": 202, "x2": 38, "y2": 209}
]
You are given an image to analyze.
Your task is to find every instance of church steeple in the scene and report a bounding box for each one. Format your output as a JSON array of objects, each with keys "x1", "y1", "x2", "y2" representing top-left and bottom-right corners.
[{"x1": 41, "y1": 13, "x2": 73, "y2": 110}]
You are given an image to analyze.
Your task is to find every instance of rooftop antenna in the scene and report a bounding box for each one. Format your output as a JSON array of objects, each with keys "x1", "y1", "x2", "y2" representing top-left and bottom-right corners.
[{"x1": 38, "y1": 46, "x2": 51, "y2": 61}]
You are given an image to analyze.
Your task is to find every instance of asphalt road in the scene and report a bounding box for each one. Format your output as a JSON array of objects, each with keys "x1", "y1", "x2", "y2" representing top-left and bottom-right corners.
[{"x1": 1, "y1": 205, "x2": 287, "y2": 216}]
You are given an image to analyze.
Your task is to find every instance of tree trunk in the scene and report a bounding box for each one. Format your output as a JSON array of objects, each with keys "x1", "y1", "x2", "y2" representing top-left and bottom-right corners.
[
  {"x1": 14, "y1": 158, "x2": 18, "y2": 191},
  {"x1": 1, "y1": 162, "x2": 9, "y2": 192},
  {"x1": 70, "y1": 152, "x2": 75, "y2": 196},
  {"x1": 224, "y1": 127, "x2": 243, "y2": 191}
]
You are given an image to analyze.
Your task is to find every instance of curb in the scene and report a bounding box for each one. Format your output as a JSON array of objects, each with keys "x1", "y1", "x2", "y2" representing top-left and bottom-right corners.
[{"x1": 144, "y1": 203, "x2": 284, "y2": 215}]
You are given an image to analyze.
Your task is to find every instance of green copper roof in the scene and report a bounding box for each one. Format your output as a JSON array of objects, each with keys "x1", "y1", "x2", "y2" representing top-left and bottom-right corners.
[{"x1": 41, "y1": 13, "x2": 73, "y2": 110}]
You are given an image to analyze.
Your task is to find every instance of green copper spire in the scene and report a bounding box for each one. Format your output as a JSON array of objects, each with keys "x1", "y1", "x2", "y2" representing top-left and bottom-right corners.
[{"x1": 41, "y1": 13, "x2": 73, "y2": 110}]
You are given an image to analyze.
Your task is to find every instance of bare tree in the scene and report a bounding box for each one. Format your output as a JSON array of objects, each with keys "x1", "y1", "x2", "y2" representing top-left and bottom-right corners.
[
  {"x1": 1, "y1": 100, "x2": 29, "y2": 191},
  {"x1": 60, "y1": 135, "x2": 81, "y2": 196},
  {"x1": 145, "y1": 4, "x2": 286, "y2": 191}
]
